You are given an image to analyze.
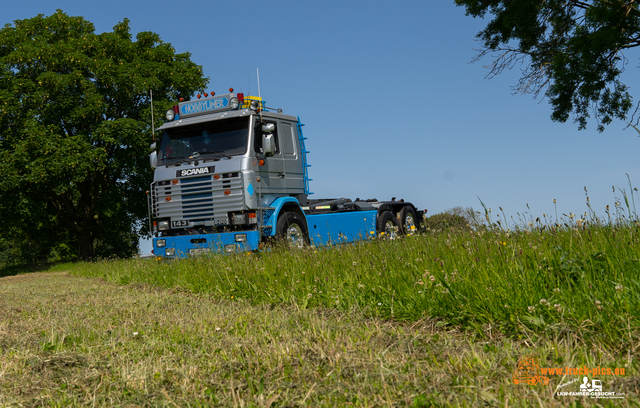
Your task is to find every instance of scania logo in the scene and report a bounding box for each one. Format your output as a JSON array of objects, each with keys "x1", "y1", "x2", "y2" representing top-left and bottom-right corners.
[{"x1": 176, "y1": 166, "x2": 215, "y2": 178}]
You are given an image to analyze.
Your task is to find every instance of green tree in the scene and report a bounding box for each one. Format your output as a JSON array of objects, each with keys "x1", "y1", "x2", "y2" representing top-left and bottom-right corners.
[
  {"x1": 455, "y1": 0, "x2": 640, "y2": 131},
  {"x1": 0, "y1": 11, "x2": 208, "y2": 260}
]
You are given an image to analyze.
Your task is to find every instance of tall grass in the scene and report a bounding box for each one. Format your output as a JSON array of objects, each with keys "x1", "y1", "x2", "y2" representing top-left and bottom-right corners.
[{"x1": 68, "y1": 188, "x2": 640, "y2": 351}]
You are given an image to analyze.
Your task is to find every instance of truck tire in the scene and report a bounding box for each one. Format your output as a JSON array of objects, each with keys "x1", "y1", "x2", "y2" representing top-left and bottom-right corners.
[
  {"x1": 398, "y1": 206, "x2": 418, "y2": 235},
  {"x1": 376, "y1": 211, "x2": 398, "y2": 239},
  {"x1": 276, "y1": 212, "x2": 309, "y2": 248}
]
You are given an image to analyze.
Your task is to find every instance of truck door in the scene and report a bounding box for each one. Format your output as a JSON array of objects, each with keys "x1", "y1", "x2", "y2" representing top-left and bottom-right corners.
[
  {"x1": 255, "y1": 120, "x2": 285, "y2": 193},
  {"x1": 280, "y1": 122, "x2": 305, "y2": 195}
]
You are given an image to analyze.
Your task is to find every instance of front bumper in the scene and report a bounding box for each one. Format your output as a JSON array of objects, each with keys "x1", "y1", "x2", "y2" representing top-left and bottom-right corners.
[{"x1": 153, "y1": 231, "x2": 260, "y2": 258}]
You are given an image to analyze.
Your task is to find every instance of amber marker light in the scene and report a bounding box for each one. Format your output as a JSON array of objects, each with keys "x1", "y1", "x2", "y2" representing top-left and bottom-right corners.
[
  {"x1": 213, "y1": 174, "x2": 220, "y2": 179},
  {"x1": 171, "y1": 179, "x2": 178, "y2": 184},
  {"x1": 179, "y1": 97, "x2": 184, "y2": 102},
  {"x1": 165, "y1": 197, "x2": 172, "y2": 201},
  {"x1": 229, "y1": 88, "x2": 234, "y2": 92},
  {"x1": 224, "y1": 190, "x2": 231, "y2": 196},
  {"x1": 258, "y1": 159, "x2": 265, "y2": 166}
]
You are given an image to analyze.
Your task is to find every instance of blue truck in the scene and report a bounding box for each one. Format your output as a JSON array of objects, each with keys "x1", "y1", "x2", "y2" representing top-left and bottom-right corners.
[{"x1": 148, "y1": 90, "x2": 423, "y2": 257}]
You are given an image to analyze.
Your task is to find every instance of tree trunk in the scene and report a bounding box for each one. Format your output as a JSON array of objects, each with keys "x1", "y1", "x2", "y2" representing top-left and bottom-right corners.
[{"x1": 77, "y1": 227, "x2": 94, "y2": 261}]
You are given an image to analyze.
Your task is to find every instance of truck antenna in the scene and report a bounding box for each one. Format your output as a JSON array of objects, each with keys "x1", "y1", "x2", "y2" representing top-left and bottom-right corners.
[
  {"x1": 257, "y1": 68, "x2": 263, "y2": 122},
  {"x1": 150, "y1": 89, "x2": 155, "y2": 139}
]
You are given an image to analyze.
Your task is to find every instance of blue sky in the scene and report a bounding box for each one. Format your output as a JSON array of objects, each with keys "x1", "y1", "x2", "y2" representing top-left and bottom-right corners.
[{"x1": 5, "y1": 1, "x2": 640, "y2": 252}]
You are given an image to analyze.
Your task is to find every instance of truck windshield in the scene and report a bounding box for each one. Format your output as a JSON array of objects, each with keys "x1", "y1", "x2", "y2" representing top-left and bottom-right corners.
[{"x1": 159, "y1": 117, "x2": 249, "y2": 165}]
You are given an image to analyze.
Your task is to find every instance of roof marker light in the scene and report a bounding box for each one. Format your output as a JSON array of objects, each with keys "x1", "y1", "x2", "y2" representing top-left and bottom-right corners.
[
  {"x1": 179, "y1": 97, "x2": 184, "y2": 102},
  {"x1": 204, "y1": 92, "x2": 208, "y2": 97},
  {"x1": 197, "y1": 94, "x2": 201, "y2": 99},
  {"x1": 211, "y1": 91, "x2": 215, "y2": 96},
  {"x1": 229, "y1": 88, "x2": 234, "y2": 92}
]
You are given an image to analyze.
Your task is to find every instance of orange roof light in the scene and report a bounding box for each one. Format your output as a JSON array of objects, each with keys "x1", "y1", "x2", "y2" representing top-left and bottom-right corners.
[{"x1": 229, "y1": 87, "x2": 234, "y2": 92}]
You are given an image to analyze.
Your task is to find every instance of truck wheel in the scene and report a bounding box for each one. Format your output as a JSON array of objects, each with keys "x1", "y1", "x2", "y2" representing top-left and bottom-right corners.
[
  {"x1": 276, "y1": 212, "x2": 309, "y2": 248},
  {"x1": 398, "y1": 206, "x2": 418, "y2": 235},
  {"x1": 377, "y1": 211, "x2": 398, "y2": 239}
]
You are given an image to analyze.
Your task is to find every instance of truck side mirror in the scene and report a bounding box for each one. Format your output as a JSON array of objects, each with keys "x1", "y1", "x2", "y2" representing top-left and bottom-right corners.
[
  {"x1": 262, "y1": 134, "x2": 275, "y2": 157},
  {"x1": 261, "y1": 123, "x2": 275, "y2": 133},
  {"x1": 149, "y1": 151, "x2": 157, "y2": 169}
]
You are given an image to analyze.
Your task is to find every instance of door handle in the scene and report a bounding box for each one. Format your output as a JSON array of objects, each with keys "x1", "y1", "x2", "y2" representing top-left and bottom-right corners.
[{"x1": 277, "y1": 173, "x2": 285, "y2": 178}]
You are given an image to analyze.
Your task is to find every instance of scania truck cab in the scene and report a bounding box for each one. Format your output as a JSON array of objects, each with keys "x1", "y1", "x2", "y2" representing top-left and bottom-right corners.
[{"x1": 149, "y1": 90, "x2": 422, "y2": 257}]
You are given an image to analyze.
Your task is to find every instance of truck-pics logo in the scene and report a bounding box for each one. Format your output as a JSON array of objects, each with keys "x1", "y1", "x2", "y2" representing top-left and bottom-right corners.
[
  {"x1": 512, "y1": 357, "x2": 549, "y2": 385},
  {"x1": 511, "y1": 356, "x2": 627, "y2": 400},
  {"x1": 176, "y1": 166, "x2": 215, "y2": 178}
]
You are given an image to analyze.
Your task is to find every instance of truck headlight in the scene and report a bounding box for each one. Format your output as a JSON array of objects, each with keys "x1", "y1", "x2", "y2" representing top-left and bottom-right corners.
[
  {"x1": 165, "y1": 248, "x2": 175, "y2": 256},
  {"x1": 157, "y1": 239, "x2": 166, "y2": 247},
  {"x1": 229, "y1": 97, "x2": 239, "y2": 109},
  {"x1": 233, "y1": 213, "x2": 246, "y2": 225},
  {"x1": 166, "y1": 109, "x2": 175, "y2": 121},
  {"x1": 158, "y1": 221, "x2": 170, "y2": 231},
  {"x1": 235, "y1": 233, "x2": 247, "y2": 242}
]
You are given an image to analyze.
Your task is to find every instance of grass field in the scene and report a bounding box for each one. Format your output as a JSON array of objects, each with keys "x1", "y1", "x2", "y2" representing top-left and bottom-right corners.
[{"x1": 1, "y1": 204, "x2": 640, "y2": 406}]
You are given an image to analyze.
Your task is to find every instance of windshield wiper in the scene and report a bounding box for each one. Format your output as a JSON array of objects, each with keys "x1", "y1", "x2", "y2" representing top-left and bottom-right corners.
[
  {"x1": 209, "y1": 151, "x2": 233, "y2": 160},
  {"x1": 163, "y1": 156, "x2": 192, "y2": 164}
]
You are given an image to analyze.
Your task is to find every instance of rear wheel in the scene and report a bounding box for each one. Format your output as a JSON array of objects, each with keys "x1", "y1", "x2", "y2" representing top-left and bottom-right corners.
[
  {"x1": 376, "y1": 211, "x2": 399, "y2": 239},
  {"x1": 398, "y1": 206, "x2": 418, "y2": 235},
  {"x1": 276, "y1": 212, "x2": 309, "y2": 248}
]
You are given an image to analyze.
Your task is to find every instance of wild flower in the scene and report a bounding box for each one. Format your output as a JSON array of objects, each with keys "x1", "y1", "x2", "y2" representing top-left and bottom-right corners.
[
  {"x1": 615, "y1": 284, "x2": 624, "y2": 292},
  {"x1": 539, "y1": 299, "x2": 549, "y2": 306},
  {"x1": 554, "y1": 304, "x2": 562, "y2": 312},
  {"x1": 553, "y1": 288, "x2": 561, "y2": 293},
  {"x1": 377, "y1": 303, "x2": 382, "y2": 306},
  {"x1": 528, "y1": 306, "x2": 536, "y2": 313},
  {"x1": 430, "y1": 275, "x2": 435, "y2": 282},
  {"x1": 504, "y1": 304, "x2": 509, "y2": 309},
  {"x1": 307, "y1": 293, "x2": 312, "y2": 298},
  {"x1": 595, "y1": 300, "x2": 602, "y2": 310},
  {"x1": 133, "y1": 332, "x2": 139, "y2": 337},
  {"x1": 215, "y1": 327, "x2": 221, "y2": 332},
  {"x1": 357, "y1": 284, "x2": 364, "y2": 288}
]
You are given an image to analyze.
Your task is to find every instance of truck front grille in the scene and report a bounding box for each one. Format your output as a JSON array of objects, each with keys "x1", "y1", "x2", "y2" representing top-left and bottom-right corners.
[{"x1": 151, "y1": 172, "x2": 243, "y2": 225}]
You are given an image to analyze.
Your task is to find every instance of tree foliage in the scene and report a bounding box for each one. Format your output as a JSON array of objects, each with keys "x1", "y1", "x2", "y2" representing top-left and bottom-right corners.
[
  {"x1": 455, "y1": 0, "x2": 640, "y2": 131},
  {"x1": 0, "y1": 11, "x2": 208, "y2": 261}
]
